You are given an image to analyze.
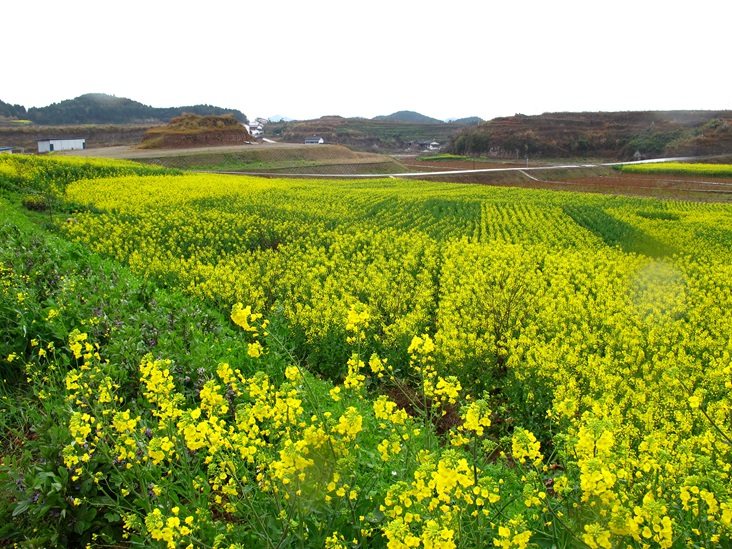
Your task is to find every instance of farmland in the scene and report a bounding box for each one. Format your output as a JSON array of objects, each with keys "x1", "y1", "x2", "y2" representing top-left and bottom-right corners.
[{"x1": 1, "y1": 154, "x2": 732, "y2": 548}]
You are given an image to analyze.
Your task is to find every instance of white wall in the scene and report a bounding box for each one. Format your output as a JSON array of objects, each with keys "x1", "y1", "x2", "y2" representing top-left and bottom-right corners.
[{"x1": 37, "y1": 139, "x2": 86, "y2": 153}]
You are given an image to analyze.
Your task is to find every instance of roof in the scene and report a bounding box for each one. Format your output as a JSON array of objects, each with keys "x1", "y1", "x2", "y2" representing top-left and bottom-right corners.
[
  {"x1": 37, "y1": 137, "x2": 87, "y2": 142},
  {"x1": 0, "y1": 146, "x2": 12, "y2": 151}
]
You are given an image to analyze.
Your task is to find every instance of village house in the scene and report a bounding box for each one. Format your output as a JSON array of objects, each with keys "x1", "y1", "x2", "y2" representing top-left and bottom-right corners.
[
  {"x1": 0, "y1": 146, "x2": 13, "y2": 154},
  {"x1": 304, "y1": 136, "x2": 324, "y2": 144},
  {"x1": 407, "y1": 140, "x2": 441, "y2": 151}
]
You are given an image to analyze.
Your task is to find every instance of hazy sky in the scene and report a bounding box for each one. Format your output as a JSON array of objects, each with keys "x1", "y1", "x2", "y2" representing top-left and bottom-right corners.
[{"x1": 4, "y1": 0, "x2": 730, "y2": 122}]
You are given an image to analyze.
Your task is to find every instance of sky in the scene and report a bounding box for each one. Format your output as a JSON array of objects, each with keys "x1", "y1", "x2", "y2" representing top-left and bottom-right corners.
[{"x1": 3, "y1": 0, "x2": 731, "y2": 122}]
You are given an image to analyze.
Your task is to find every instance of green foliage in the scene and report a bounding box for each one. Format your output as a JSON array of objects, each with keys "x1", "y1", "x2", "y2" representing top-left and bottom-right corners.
[
  {"x1": 449, "y1": 130, "x2": 493, "y2": 156},
  {"x1": 0, "y1": 99, "x2": 27, "y2": 119},
  {"x1": 625, "y1": 129, "x2": 683, "y2": 156}
]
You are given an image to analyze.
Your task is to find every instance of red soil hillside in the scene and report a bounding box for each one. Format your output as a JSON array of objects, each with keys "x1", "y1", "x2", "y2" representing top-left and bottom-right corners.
[
  {"x1": 447, "y1": 111, "x2": 732, "y2": 160},
  {"x1": 139, "y1": 113, "x2": 253, "y2": 149}
]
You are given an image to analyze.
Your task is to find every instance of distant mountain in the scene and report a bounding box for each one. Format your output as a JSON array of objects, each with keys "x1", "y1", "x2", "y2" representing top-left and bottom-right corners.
[
  {"x1": 19, "y1": 93, "x2": 248, "y2": 125},
  {"x1": 373, "y1": 110, "x2": 443, "y2": 124},
  {"x1": 446, "y1": 116, "x2": 483, "y2": 125}
]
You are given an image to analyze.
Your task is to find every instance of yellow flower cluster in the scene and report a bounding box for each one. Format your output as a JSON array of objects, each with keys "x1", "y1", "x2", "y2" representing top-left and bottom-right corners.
[
  {"x1": 510, "y1": 428, "x2": 542, "y2": 467},
  {"x1": 144, "y1": 507, "x2": 195, "y2": 549},
  {"x1": 408, "y1": 334, "x2": 462, "y2": 407},
  {"x1": 381, "y1": 449, "x2": 495, "y2": 549}
]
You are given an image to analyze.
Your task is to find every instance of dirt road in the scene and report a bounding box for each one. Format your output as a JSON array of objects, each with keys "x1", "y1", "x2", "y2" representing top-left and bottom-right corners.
[{"x1": 59, "y1": 142, "x2": 316, "y2": 160}]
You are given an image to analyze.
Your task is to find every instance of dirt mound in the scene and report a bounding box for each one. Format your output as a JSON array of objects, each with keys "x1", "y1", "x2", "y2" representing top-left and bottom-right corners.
[{"x1": 139, "y1": 113, "x2": 253, "y2": 149}]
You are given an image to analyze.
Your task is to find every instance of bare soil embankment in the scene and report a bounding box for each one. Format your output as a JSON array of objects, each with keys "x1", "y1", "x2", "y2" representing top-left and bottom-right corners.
[
  {"x1": 61, "y1": 142, "x2": 410, "y2": 175},
  {"x1": 0, "y1": 124, "x2": 155, "y2": 151}
]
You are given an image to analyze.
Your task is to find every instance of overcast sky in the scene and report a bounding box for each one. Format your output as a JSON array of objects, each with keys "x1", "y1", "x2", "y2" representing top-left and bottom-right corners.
[{"x1": 3, "y1": 0, "x2": 730, "y2": 122}]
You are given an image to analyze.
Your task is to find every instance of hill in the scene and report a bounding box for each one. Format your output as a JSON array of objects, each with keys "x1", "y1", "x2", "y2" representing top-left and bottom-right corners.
[
  {"x1": 139, "y1": 113, "x2": 253, "y2": 149},
  {"x1": 373, "y1": 110, "x2": 443, "y2": 124},
  {"x1": 5, "y1": 93, "x2": 248, "y2": 125},
  {"x1": 266, "y1": 115, "x2": 463, "y2": 152},
  {"x1": 447, "y1": 110, "x2": 732, "y2": 160},
  {"x1": 446, "y1": 116, "x2": 483, "y2": 125}
]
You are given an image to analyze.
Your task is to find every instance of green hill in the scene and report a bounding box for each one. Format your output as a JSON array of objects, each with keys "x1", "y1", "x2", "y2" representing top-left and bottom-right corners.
[
  {"x1": 13, "y1": 93, "x2": 247, "y2": 125},
  {"x1": 373, "y1": 110, "x2": 443, "y2": 124},
  {"x1": 447, "y1": 116, "x2": 483, "y2": 125}
]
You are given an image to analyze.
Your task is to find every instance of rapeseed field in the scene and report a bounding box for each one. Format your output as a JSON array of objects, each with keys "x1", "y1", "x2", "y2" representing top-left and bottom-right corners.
[{"x1": 1, "y1": 155, "x2": 731, "y2": 548}]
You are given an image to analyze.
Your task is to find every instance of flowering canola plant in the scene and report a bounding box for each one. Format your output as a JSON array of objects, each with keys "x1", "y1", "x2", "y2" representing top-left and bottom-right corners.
[{"x1": 5, "y1": 157, "x2": 732, "y2": 547}]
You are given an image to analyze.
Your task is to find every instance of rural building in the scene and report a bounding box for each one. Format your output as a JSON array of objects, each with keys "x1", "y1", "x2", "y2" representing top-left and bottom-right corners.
[
  {"x1": 305, "y1": 136, "x2": 324, "y2": 144},
  {"x1": 37, "y1": 138, "x2": 86, "y2": 153},
  {"x1": 0, "y1": 146, "x2": 12, "y2": 154},
  {"x1": 409, "y1": 140, "x2": 441, "y2": 151}
]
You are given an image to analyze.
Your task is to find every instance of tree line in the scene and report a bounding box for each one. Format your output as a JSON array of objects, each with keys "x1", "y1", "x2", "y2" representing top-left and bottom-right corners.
[{"x1": 0, "y1": 93, "x2": 247, "y2": 125}]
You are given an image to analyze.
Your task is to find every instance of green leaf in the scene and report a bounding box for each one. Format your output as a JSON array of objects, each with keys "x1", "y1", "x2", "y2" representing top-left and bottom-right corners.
[
  {"x1": 12, "y1": 500, "x2": 30, "y2": 517},
  {"x1": 104, "y1": 511, "x2": 120, "y2": 523}
]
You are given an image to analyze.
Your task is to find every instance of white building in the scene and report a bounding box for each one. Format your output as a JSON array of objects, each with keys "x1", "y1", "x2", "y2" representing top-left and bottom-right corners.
[
  {"x1": 0, "y1": 147, "x2": 12, "y2": 154},
  {"x1": 304, "y1": 136, "x2": 324, "y2": 144},
  {"x1": 37, "y1": 138, "x2": 86, "y2": 153}
]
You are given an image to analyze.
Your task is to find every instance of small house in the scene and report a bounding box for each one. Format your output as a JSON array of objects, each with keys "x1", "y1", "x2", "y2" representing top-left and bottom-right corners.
[
  {"x1": 0, "y1": 147, "x2": 12, "y2": 154},
  {"x1": 304, "y1": 136, "x2": 324, "y2": 145},
  {"x1": 37, "y1": 138, "x2": 86, "y2": 153}
]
